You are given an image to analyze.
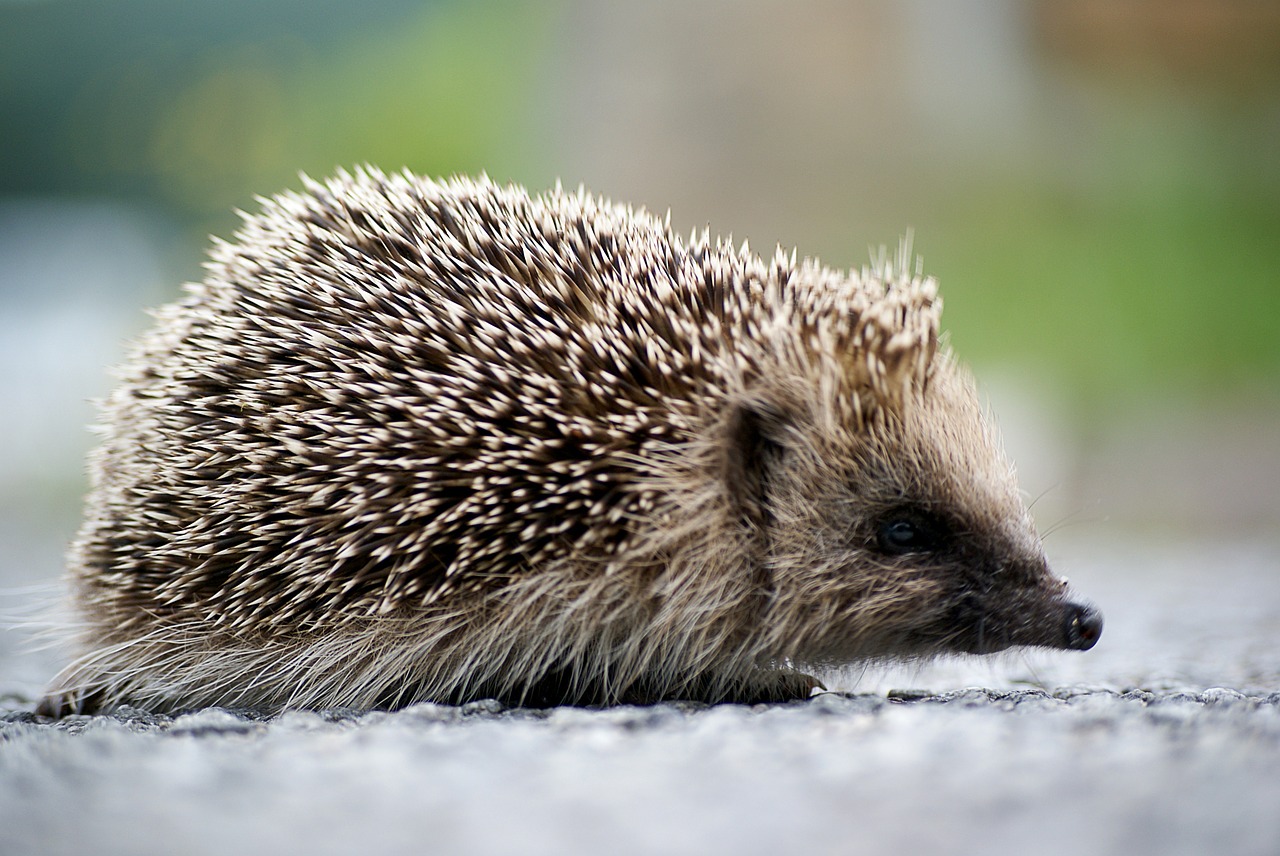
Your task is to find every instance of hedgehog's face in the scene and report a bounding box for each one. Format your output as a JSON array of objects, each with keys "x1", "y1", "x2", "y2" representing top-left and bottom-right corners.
[{"x1": 731, "y1": 360, "x2": 1101, "y2": 665}]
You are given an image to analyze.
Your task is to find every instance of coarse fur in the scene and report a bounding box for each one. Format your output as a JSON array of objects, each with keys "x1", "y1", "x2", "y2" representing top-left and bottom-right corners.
[{"x1": 41, "y1": 168, "x2": 1100, "y2": 715}]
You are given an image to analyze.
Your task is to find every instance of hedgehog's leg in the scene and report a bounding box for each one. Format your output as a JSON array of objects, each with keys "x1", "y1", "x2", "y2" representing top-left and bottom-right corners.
[
  {"x1": 673, "y1": 668, "x2": 825, "y2": 704},
  {"x1": 32, "y1": 692, "x2": 68, "y2": 718},
  {"x1": 736, "y1": 669, "x2": 826, "y2": 703},
  {"x1": 34, "y1": 683, "x2": 106, "y2": 718}
]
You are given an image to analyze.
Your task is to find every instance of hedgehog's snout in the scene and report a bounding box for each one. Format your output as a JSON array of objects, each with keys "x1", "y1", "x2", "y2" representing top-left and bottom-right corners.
[{"x1": 1062, "y1": 601, "x2": 1104, "y2": 650}]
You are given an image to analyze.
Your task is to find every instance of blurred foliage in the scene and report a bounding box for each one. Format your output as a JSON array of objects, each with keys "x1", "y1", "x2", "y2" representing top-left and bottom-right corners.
[
  {"x1": 929, "y1": 126, "x2": 1279, "y2": 406},
  {"x1": 2, "y1": 0, "x2": 556, "y2": 228},
  {"x1": 1, "y1": 0, "x2": 1277, "y2": 412},
  {"x1": 138, "y1": 3, "x2": 554, "y2": 215}
]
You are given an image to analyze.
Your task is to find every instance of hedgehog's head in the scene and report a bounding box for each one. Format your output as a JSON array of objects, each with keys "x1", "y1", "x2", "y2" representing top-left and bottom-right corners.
[{"x1": 723, "y1": 257, "x2": 1101, "y2": 667}]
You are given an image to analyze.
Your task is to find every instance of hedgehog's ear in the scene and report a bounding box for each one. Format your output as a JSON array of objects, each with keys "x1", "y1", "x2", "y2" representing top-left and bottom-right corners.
[{"x1": 723, "y1": 399, "x2": 786, "y2": 526}]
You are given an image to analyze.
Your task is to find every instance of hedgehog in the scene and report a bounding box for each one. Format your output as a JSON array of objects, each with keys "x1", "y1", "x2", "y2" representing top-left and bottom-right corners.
[{"x1": 39, "y1": 167, "x2": 1101, "y2": 715}]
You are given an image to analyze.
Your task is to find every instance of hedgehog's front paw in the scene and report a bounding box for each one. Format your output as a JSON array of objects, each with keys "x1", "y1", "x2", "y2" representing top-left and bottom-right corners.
[
  {"x1": 741, "y1": 670, "x2": 826, "y2": 703},
  {"x1": 34, "y1": 687, "x2": 85, "y2": 718}
]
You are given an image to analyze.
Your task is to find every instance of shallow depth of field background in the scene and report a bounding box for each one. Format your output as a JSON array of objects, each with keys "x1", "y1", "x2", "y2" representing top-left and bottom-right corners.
[
  {"x1": 3, "y1": 8, "x2": 1279, "y2": 855},
  {"x1": 1, "y1": 0, "x2": 1277, "y2": 641}
]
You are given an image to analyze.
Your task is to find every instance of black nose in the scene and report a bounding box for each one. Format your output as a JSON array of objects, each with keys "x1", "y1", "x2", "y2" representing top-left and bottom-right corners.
[{"x1": 1063, "y1": 602, "x2": 1103, "y2": 650}]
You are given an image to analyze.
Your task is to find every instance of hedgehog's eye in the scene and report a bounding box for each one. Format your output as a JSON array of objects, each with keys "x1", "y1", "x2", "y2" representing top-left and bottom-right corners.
[{"x1": 876, "y1": 512, "x2": 945, "y2": 555}]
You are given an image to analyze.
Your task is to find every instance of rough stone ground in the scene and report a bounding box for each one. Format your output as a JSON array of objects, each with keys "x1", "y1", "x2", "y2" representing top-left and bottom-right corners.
[{"x1": 2, "y1": 532, "x2": 1278, "y2": 856}]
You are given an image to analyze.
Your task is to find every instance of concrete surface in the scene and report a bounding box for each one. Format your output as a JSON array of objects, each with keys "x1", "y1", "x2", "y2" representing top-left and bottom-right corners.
[{"x1": 2, "y1": 532, "x2": 1278, "y2": 856}]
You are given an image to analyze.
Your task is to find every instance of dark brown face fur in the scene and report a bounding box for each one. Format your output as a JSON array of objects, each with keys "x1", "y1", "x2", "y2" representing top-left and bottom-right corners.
[{"x1": 730, "y1": 357, "x2": 1101, "y2": 669}]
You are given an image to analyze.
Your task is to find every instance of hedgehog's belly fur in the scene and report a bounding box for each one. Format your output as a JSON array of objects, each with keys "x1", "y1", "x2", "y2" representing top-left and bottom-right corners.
[{"x1": 48, "y1": 548, "x2": 795, "y2": 713}]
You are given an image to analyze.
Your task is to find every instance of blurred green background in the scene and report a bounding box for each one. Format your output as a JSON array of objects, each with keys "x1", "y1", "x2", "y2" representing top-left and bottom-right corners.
[{"x1": 1, "y1": 0, "x2": 1278, "y2": 548}]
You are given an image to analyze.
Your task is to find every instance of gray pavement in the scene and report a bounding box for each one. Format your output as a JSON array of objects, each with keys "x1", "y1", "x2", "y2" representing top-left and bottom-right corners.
[{"x1": 2, "y1": 532, "x2": 1278, "y2": 856}]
